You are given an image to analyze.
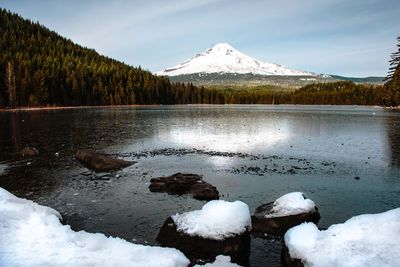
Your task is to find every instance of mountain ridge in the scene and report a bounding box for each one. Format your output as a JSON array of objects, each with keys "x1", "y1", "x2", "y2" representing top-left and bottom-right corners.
[{"x1": 156, "y1": 43, "x2": 316, "y2": 77}]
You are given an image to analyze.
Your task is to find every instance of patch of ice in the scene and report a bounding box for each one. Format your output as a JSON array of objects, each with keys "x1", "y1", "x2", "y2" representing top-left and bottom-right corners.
[
  {"x1": 172, "y1": 200, "x2": 251, "y2": 240},
  {"x1": 0, "y1": 187, "x2": 189, "y2": 267},
  {"x1": 194, "y1": 255, "x2": 243, "y2": 267},
  {"x1": 265, "y1": 192, "x2": 316, "y2": 218},
  {"x1": 284, "y1": 208, "x2": 400, "y2": 267}
]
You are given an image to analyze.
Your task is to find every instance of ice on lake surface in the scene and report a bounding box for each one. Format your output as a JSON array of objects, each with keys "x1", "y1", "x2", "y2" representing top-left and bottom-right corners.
[{"x1": 0, "y1": 105, "x2": 399, "y2": 266}]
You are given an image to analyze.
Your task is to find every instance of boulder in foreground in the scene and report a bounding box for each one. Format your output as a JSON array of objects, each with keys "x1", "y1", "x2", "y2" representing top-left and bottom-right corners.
[
  {"x1": 283, "y1": 208, "x2": 400, "y2": 267},
  {"x1": 149, "y1": 173, "x2": 219, "y2": 200},
  {"x1": 157, "y1": 200, "x2": 251, "y2": 266},
  {"x1": 252, "y1": 192, "x2": 320, "y2": 236},
  {"x1": 75, "y1": 149, "x2": 134, "y2": 172}
]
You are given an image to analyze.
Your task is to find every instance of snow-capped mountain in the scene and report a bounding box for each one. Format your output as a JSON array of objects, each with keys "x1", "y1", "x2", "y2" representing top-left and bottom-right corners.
[{"x1": 156, "y1": 43, "x2": 315, "y2": 76}]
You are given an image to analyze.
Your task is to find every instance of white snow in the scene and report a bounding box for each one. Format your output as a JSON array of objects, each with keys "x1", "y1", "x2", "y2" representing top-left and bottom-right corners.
[
  {"x1": 264, "y1": 192, "x2": 316, "y2": 218},
  {"x1": 156, "y1": 43, "x2": 315, "y2": 77},
  {"x1": 194, "y1": 255, "x2": 243, "y2": 267},
  {"x1": 0, "y1": 187, "x2": 189, "y2": 267},
  {"x1": 284, "y1": 208, "x2": 400, "y2": 267},
  {"x1": 172, "y1": 200, "x2": 251, "y2": 240}
]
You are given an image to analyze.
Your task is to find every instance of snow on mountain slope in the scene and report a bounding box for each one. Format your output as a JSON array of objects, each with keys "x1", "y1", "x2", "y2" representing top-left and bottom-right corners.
[{"x1": 156, "y1": 43, "x2": 315, "y2": 76}]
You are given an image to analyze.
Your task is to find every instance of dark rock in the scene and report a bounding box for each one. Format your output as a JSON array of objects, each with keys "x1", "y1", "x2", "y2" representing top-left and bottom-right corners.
[
  {"x1": 75, "y1": 149, "x2": 134, "y2": 172},
  {"x1": 354, "y1": 176, "x2": 360, "y2": 180},
  {"x1": 61, "y1": 213, "x2": 86, "y2": 231},
  {"x1": 281, "y1": 243, "x2": 304, "y2": 267},
  {"x1": 251, "y1": 202, "x2": 320, "y2": 236},
  {"x1": 20, "y1": 147, "x2": 39, "y2": 157},
  {"x1": 149, "y1": 173, "x2": 219, "y2": 200},
  {"x1": 157, "y1": 217, "x2": 250, "y2": 266}
]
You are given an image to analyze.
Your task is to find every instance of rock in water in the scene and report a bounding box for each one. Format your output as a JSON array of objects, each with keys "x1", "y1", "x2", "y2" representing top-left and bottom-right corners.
[
  {"x1": 157, "y1": 217, "x2": 250, "y2": 266},
  {"x1": 149, "y1": 173, "x2": 219, "y2": 200},
  {"x1": 251, "y1": 192, "x2": 320, "y2": 236},
  {"x1": 20, "y1": 147, "x2": 39, "y2": 157},
  {"x1": 158, "y1": 200, "x2": 251, "y2": 265},
  {"x1": 75, "y1": 149, "x2": 134, "y2": 172}
]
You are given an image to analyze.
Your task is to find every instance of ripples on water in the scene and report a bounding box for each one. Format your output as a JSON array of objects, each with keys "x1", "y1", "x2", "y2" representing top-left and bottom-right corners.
[{"x1": 0, "y1": 105, "x2": 399, "y2": 266}]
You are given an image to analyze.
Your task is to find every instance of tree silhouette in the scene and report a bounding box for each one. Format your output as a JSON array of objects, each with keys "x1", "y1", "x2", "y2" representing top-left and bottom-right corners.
[{"x1": 384, "y1": 36, "x2": 400, "y2": 107}]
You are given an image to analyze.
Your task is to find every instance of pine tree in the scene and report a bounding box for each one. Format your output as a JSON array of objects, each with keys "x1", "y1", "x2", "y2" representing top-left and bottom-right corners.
[{"x1": 384, "y1": 36, "x2": 400, "y2": 107}]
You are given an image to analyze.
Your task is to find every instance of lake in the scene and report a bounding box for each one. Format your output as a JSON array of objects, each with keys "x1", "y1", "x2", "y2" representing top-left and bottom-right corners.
[{"x1": 1, "y1": 105, "x2": 399, "y2": 266}]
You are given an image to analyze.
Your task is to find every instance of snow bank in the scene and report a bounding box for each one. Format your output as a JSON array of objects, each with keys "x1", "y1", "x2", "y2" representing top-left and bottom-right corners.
[
  {"x1": 194, "y1": 255, "x2": 243, "y2": 267},
  {"x1": 172, "y1": 200, "x2": 251, "y2": 240},
  {"x1": 0, "y1": 187, "x2": 189, "y2": 267},
  {"x1": 284, "y1": 208, "x2": 400, "y2": 267},
  {"x1": 265, "y1": 192, "x2": 316, "y2": 218}
]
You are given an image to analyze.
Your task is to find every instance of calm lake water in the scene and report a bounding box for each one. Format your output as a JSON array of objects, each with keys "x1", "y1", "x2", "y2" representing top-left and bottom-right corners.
[{"x1": 1, "y1": 105, "x2": 400, "y2": 266}]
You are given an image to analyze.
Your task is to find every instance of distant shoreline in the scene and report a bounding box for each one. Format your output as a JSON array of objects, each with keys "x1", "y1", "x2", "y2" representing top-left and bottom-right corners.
[
  {"x1": 1, "y1": 104, "x2": 398, "y2": 112},
  {"x1": 0, "y1": 105, "x2": 157, "y2": 112}
]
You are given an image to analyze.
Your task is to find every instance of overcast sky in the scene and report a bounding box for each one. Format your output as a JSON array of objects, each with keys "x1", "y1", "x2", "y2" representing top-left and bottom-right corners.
[{"x1": 1, "y1": 0, "x2": 399, "y2": 77}]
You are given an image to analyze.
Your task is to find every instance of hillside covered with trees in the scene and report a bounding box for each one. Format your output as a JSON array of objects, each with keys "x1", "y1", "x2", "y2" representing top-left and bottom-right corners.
[
  {"x1": 0, "y1": 8, "x2": 191, "y2": 107},
  {"x1": 0, "y1": 8, "x2": 389, "y2": 107}
]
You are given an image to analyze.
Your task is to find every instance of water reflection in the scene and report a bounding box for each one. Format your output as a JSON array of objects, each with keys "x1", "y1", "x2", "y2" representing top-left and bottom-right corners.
[
  {"x1": 386, "y1": 112, "x2": 400, "y2": 167},
  {"x1": 145, "y1": 107, "x2": 392, "y2": 168},
  {"x1": 9, "y1": 113, "x2": 22, "y2": 151},
  {"x1": 164, "y1": 124, "x2": 290, "y2": 152}
]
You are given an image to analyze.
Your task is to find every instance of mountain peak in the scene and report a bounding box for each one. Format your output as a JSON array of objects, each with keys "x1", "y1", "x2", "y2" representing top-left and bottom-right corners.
[
  {"x1": 156, "y1": 43, "x2": 315, "y2": 77},
  {"x1": 210, "y1": 43, "x2": 235, "y2": 51}
]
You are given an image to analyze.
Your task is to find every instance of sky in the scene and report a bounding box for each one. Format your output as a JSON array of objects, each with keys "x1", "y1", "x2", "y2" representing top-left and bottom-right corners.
[{"x1": 1, "y1": 0, "x2": 399, "y2": 77}]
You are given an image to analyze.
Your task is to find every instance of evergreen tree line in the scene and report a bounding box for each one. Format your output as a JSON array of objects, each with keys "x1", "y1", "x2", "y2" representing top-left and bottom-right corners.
[
  {"x1": 0, "y1": 8, "x2": 390, "y2": 107},
  {"x1": 178, "y1": 81, "x2": 383, "y2": 105}
]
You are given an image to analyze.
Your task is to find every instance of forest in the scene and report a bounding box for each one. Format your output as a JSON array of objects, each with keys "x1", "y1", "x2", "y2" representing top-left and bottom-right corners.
[{"x1": 0, "y1": 8, "x2": 397, "y2": 107}]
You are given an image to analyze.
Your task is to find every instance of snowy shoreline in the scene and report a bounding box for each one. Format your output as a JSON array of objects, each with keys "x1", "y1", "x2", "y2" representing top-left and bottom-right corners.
[
  {"x1": 1, "y1": 186, "x2": 399, "y2": 267},
  {"x1": 0, "y1": 187, "x2": 189, "y2": 267},
  {"x1": 284, "y1": 208, "x2": 400, "y2": 267}
]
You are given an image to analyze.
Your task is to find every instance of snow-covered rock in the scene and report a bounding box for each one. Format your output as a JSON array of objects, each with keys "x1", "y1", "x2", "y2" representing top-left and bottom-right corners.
[
  {"x1": 252, "y1": 192, "x2": 320, "y2": 236},
  {"x1": 172, "y1": 200, "x2": 251, "y2": 240},
  {"x1": 156, "y1": 43, "x2": 315, "y2": 77},
  {"x1": 157, "y1": 200, "x2": 251, "y2": 266},
  {"x1": 264, "y1": 192, "x2": 316, "y2": 218},
  {"x1": 284, "y1": 208, "x2": 400, "y2": 267},
  {"x1": 0, "y1": 187, "x2": 189, "y2": 267},
  {"x1": 194, "y1": 255, "x2": 243, "y2": 267}
]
